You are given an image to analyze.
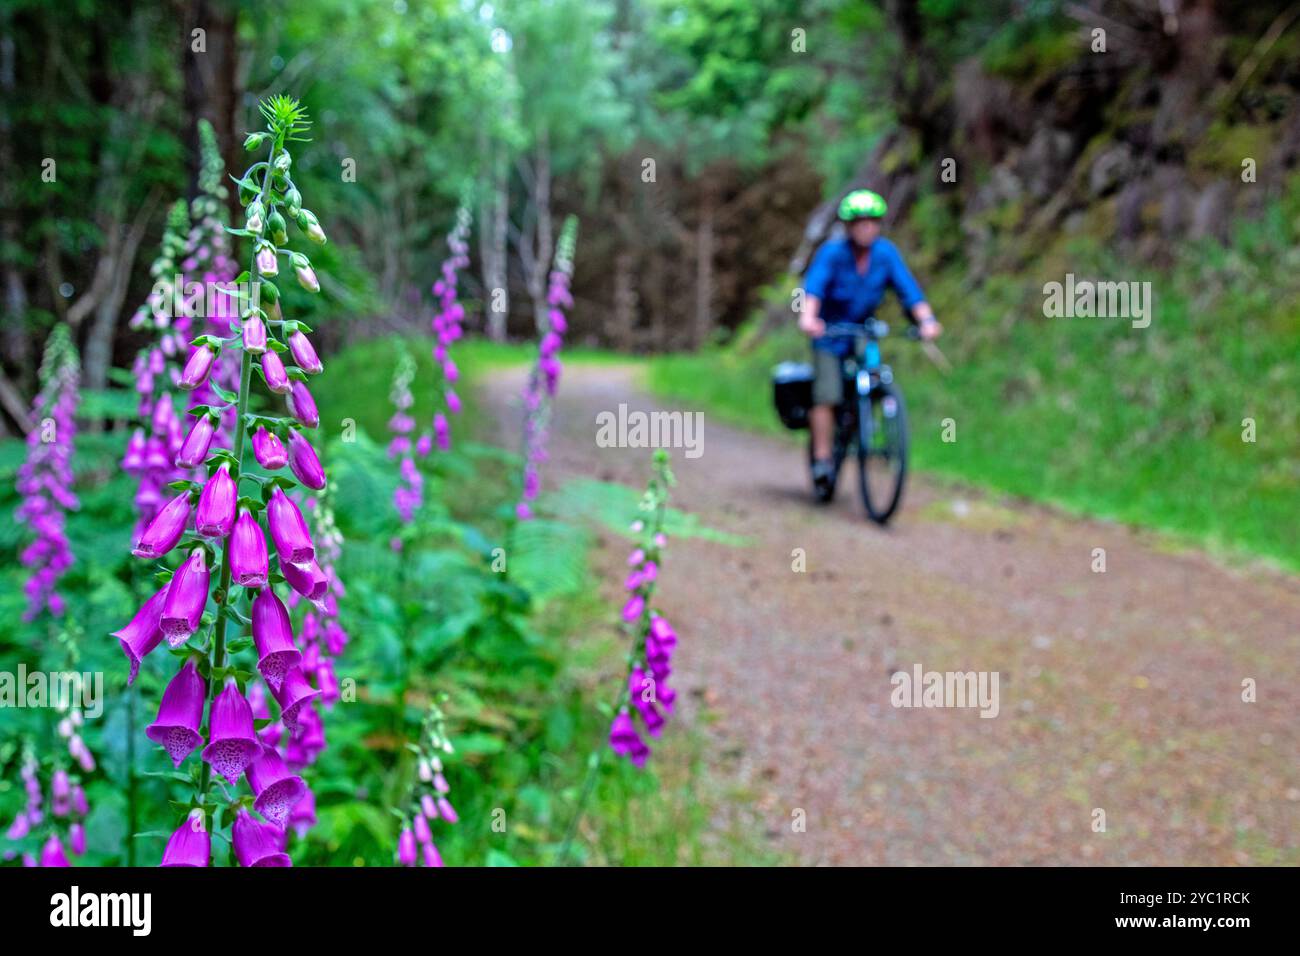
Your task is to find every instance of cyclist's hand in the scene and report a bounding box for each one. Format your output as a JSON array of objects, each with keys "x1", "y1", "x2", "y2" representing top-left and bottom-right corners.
[
  {"x1": 799, "y1": 313, "x2": 826, "y2": 338},
  {"x1": 918, "y1": 316, "x2": 942, "y2": 341}
]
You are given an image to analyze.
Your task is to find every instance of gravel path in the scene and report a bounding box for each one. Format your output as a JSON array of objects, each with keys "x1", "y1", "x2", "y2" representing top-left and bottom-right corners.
[{"x1": 489, "y1": 363, "x2": 1299, "y2": 866}]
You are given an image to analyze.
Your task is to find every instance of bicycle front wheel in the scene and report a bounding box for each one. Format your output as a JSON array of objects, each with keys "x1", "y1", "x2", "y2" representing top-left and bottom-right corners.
[{"x1": 857, "y1": 383, "x2": 908, "y2": 524}]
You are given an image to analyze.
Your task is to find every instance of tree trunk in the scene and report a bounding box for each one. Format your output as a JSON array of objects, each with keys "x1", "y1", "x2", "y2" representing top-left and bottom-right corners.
[
  {"x1": 527, "y1": 132, "x2": 553, "y2": 335},
  {"x1": 183, "y1": 0, "x2": 240, "y2": 210},
  {"x1": 694, "y1": 177, "x2": 716, "y2": 348},
  {"x1": 478, "y1": 133, "x2": 509, "y2": 341},
  {"x1": 0, "y1": 24, "x2": 30, "y2": 410},
  {"x1": 612, "y1": 250, "x2": 636, "y2": 351},
  {"x1": 82, "y1": 190, "x2": 159, "y2": 400},
  {"x1": 649, "y1": 246, "x2": 667, "y2": 350}
]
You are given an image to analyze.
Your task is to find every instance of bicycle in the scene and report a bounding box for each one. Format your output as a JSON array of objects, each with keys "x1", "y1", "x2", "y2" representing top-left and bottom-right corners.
[{"x1": 773, "y1": 319, "x2": 913, "y2": 524}]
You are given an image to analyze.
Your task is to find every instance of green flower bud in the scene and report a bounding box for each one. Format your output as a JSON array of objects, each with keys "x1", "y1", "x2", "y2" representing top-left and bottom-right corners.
[
  {"x1": 256, "y1": 242, "x2": 279, "y2": 278},
  {"x1": 246, "y1": 200, "x2": 265, "y2": 234},
  {"x1": 244, "y1": 132, "x2": 270, "y2": 151},
  {"x1": 285, "y1": 186, "x2": 302, "y2": 218},
  {"x1": 296, "y1": 209, "x2": 327, "y2": 245},
  {"x1": 290, "y1": 252, "x2": 319, "y2": 293},
  {"x1": 268, "y1": 209, "x2": 288, "y2": 245}
]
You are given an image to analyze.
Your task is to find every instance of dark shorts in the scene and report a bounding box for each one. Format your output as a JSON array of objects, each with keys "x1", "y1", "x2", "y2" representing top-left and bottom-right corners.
[{"x1": 812, "y1": 346, "x2": 846, "y2": 406}]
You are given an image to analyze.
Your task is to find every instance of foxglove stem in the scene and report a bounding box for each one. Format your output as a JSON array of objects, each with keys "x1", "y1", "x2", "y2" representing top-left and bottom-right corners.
[
  {"x1": 558, "y1": 451, "x2": 674, "y2": 863},
  {"x1": 193, "y1": 125, "x2": 283, "y2": 808},
  {"x1": 517, "y1": 215, "x2": 578, "y2": 520},
  {"x1": 195, "y1": 347, "x2": 253, "y2": 807}
]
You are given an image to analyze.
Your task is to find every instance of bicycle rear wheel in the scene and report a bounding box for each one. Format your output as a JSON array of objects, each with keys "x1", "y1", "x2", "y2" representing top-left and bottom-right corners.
[{"x1": 857, "y1": 383, "x2": 908, "y2": 524}]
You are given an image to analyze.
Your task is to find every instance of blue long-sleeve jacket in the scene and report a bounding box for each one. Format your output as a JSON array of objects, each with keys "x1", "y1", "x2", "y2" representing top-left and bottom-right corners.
[{"x1": 803, "y1": 237, "x2": 925, "y2": 354}]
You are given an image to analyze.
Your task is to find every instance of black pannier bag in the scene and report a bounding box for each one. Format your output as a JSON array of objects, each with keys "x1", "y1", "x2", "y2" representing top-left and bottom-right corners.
[{"x1": 772, "y1": 361, "x2": 814, "y2": 430}]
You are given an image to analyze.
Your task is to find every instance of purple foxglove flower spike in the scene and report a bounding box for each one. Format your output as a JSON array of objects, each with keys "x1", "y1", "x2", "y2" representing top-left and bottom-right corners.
[
  {"x1": 176, "y1": 414, "x2": 216, "y2": 469},
  {"x1": 630, "y1": 667, "x2": 665, "y2": 737},
  {"x1": 245, "y1": 747, "x2": 306, "y2": 828},
  {"x1": 145, "y1": 658, "x2": 206, "y2": 767},
  {"x1": 242, "y1": 314, "x2": 268, "y2": 354},
  {"x1": 251, "y1": 588, "x2": 301, "y2": 690},
  {"x1": 286, "y1": 380, "x2": 319, "y2": 428},
  {"x1": 194, "y1": 465, "x2": 237, "y2": 537},
  {"x1": 272, "y1": 667, "x2": 320, "y2": 730},
  {"x1": 233, "y1": 809, "x2": 291, "y2": 867},
  {"x1": 252, "y1": 427, "x2": 288, "y2": 470},
  {"x1": 132, "y1": 492, "x2": 191, "y2": 559},
  {"x1": 69, "y1": 822, "x2": 86, "y2": 855},
  {"x1": 179, "y1": 345, "x2": 216, "y2": 390},
  {"x1": 437, "y1": 797, "x2": 458, "y2": 824},
  {"x1": 160, "y1": 548, "x2": 210, "y2": 646},
  {"x1": 398, "y1": 827, "x2": 417, "y2": 866},
  {"x1": 290, "y1": 788, "x2": 316, "y2": 838},
  {"x1": 288, "y1": 330, "x2": 323, "y2": 375},
  {"x1": 650, "y1": 615, "x2": 677, "y2": 653},
  {"x1": 267, "y1": 488, "x2": 315, "y2": 565},
  {"x1": 122, "y1": 429, "x2": 147, "y2": 472},
  {"x1": 229, "y1": 510, "x2": 269, "y2": 589},
  {"x1": 281, "y1": 557, "x2": 328, "y2": 603},
  {"x1": 113, "y1": 583, "x2": 169, "y2": 684},
  {"x1": 413, "y1": 813, "x2": 431, "y2": 844},
  {"x1": 609, "y1": 711, "x2": 642, "y2": 757},
  {"x1": 160, "y1": 810, "x2": 210, "y2": 867},
  {"x1": 201, "y1": 681, "x2": 261, "y2": 784},
  {"x1": 40, "y1": 834, "x2": 70, "y2": 867},
  {"x1": 262, "y1": 350, "x2": 291, "y2": 395},
  {"x1": 52, "y1": 769, "x2": 70, "y2": 810},
  {"x1": 287, "y1": 430, "x2": 326, "y2": 490}
]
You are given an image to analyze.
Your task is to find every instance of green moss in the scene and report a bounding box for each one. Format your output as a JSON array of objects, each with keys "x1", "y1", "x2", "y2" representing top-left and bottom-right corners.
[
  {"x1": 1190, "y1": 120, "x2": 1277, "y2": 175},
  {"x1": 982, "y1": 14, "x2": 1080, "y2": 86}
]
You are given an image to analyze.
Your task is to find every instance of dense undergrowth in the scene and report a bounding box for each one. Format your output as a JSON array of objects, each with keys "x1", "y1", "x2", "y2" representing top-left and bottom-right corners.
[{"x1": 0, "y1": 336, "x2": 780, "y2": 866}]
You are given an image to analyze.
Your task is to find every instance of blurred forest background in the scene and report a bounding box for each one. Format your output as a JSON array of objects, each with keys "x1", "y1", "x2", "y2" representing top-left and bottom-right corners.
[{"x1": 4, "y1": 0, "x2": 1299, "y2": 397}]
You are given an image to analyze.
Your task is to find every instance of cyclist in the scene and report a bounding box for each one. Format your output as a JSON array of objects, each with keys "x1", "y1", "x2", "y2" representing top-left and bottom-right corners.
[{"x1": 797, "y1": 189, "x2": 941, "y2": 497}]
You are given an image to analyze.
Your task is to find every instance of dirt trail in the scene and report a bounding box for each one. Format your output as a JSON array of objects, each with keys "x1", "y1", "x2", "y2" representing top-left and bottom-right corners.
[{"x1": 488, "y1": 364, "x2": 1299, "y2": 866}]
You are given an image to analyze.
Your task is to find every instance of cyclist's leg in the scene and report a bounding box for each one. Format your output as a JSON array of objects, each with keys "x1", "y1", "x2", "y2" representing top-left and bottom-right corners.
[{"x1": 810, "y1": 346, "x2": 841, "y2": 463}]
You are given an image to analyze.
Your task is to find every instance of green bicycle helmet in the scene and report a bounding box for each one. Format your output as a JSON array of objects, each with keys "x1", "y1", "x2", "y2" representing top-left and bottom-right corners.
[{"x1": 838, "y1": 189, "x2": 888, "y2": 221}]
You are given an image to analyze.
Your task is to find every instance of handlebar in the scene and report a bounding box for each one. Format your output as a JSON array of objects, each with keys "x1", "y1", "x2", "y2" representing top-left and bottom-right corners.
[
  {"x1": 821, "y1": 319, "x2": 888, "y2": 339},
  {"x1": 820, "y1": 319, "x2": 924, "y2": 341}
]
